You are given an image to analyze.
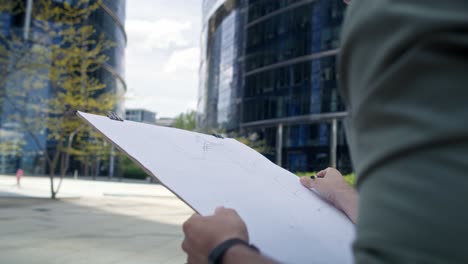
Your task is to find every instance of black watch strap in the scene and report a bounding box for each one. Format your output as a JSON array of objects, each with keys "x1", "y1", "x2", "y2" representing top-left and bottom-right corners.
[{"x1": 208, "y1": 238, "x2": 260, "y2": 264}]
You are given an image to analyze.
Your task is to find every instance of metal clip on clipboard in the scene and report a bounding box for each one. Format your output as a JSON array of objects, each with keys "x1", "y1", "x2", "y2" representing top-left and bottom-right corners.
[{"x1": 107, "y1": 111, "x2": 124, "y2": 122}]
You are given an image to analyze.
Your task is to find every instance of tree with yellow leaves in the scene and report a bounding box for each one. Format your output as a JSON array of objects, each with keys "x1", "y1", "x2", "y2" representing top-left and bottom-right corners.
[{"x1": 0, "y1": 0, "x2": 118, "y2": 198}]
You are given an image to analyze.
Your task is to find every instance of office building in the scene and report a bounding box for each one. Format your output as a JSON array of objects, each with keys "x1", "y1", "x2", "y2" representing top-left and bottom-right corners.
[
  {"x1": 199, "y1": 0, "x2": 351, "y2": 172},
  {"x1": 156, "y1": 118, "x2": 175, "y2": 128},
  {"x1": 125, "y1": 109, "x2": 157, "y2": 124},
  {"x1": 0, "y1": 0, "x2": 126, "y2": 174}
]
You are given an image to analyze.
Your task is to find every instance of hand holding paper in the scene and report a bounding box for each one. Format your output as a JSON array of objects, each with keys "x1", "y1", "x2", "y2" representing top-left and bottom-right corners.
[
  {"x1": 77, "y1": 111, "x2": 355, "y2": 264},
  {"x1": 300, "y1": 168, "x2": 358, "y2": 224}
]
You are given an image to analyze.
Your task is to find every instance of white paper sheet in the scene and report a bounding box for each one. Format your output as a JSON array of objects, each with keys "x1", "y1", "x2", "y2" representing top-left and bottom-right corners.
[{"x1": 78, "y1": 111, "x2": 355, "y2": 264}]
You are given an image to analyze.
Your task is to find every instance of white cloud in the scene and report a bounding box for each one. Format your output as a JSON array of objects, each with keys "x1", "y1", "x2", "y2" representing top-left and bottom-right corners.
[
  {"x1": 186, "y1": 100, "x2": 197, "y2": 110},
  {"x1": 124, "y1": 0, "x2": 202, "y2": 118},
  {"x1": 125, "y1": 94, "x2": 197, "y2": 118},
  {"x1": 126, "y1": 19, "x2": 192, "y2": 51},
  {"x1": 164, "y1": 47, "x2": 200, "y2": 73}
]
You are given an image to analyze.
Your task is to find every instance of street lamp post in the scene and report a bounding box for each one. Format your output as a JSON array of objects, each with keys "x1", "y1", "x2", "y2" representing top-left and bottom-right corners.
[
  {"x1": 23, "y1": 0, "x2": 33, "y2": 40},
  {"x1": 330, "y1": 118, "x2": 338, "y2": 168},
  {"x1": 276, "y1": 123, "x2": 284, "y2": 167}
]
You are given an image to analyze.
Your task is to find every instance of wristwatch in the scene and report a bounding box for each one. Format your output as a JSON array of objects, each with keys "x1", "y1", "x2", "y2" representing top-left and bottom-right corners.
[{"x1": 208, "y1": 238, "x2": 260, "y2": 264}]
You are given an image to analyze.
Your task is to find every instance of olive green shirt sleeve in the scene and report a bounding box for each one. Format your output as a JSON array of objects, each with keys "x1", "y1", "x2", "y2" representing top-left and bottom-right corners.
[{"x1": 338, "y1": 0, "x2": 468, "y2": 263}]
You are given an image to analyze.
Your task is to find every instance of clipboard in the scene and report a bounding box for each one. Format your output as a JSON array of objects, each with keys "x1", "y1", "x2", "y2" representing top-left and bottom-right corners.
[{"x1": 77, "y1": 111, "x2": 355, "y2": 264}]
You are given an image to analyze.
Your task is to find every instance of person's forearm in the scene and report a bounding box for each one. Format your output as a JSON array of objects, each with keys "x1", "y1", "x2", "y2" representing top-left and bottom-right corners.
[
  {"x1": 224, "y1": 245, "x2": 278, "y2": 264},
  {"x1": 335, "y1": 190, "x2": 358, "y2": 224}
]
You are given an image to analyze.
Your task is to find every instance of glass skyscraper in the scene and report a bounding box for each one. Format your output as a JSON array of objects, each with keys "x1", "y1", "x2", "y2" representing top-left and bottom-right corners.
[
  {"x1": 92, "y1": 0, "x2": 127, "y2": 117},
  {"x1": 0, "y1": 0, "x2": 126, "y2": 174},
  {"x1": 199, "y1": 0, "x2": 352, "y2": 173},
  {"x1": 199, "y1": 0, "x2": 246, "y2": 131}
]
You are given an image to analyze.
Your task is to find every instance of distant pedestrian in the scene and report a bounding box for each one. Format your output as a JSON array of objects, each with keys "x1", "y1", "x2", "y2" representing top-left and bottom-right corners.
[{"x1": 16, "y1": 168, "x2": 24, "y2": 188}]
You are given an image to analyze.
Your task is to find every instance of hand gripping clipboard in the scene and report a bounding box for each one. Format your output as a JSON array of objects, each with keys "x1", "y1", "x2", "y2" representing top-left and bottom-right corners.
[{"x1": 77, "y1": 111, "x2": 355, "y2": 264}]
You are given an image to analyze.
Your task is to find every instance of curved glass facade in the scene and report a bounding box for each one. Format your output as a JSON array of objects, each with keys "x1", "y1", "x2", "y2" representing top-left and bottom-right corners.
[
  {"x1": 0, "y1": 0, "x2": 126, "y2": 174},
  {"x1": 201, "y1": 0, "x2": 351, "y2": 172},
  {"x1": 198, "y1": 0, "x2": 246, "y2": 130},
  {"x1": 90, "y1": 0, "x2": 127, "y2": 116},
  {"x1": 243, "y1": 56, "x2": 344, "y2": 122},
  {"x1": 243, "y1": 0, "x2": 346, "y2": 122}
]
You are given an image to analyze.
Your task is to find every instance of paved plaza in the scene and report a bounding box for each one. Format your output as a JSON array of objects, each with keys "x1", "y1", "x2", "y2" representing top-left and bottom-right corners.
[{"x1": 0, "y1": 175, "x2": 194, "y2": 264}]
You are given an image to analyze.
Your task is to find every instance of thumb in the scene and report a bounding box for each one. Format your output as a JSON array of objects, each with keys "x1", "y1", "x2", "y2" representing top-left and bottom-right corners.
[
  {"x1": 316, "y1": 168, "x2": 329, "y2": 178},
  {"x1": 300, "y1": 176, "x2": 318, "y2": 189},
  {"x1": 215, "y1": 206, "x2": 226, "y2": 214}
]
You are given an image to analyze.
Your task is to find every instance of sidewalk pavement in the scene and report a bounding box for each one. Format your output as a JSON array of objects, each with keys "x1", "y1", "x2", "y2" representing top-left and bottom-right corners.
[{"x1": 0, "y1": 175, "x2": 194, "y2": 264}]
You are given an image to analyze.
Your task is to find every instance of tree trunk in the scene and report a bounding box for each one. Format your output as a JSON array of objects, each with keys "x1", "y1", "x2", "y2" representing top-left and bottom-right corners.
[
  {"x1": 85, "y1": 157, "x2": 90, "y2": 179},
  {"x1": 49, "y1": 146, "x2": 62, "y2": 199},
  {"x1": 60, "y1": 151, "x2": 66, "y2": 177},
  {"x1": 49, "y1": 170, "x2": 56, "y2": 199},
  {"x1": 94, "y1": 156, "x2": 100, "y2": 178},
  {"x1": 54, "y1": 152, "x2": 65, "y2": 195}
]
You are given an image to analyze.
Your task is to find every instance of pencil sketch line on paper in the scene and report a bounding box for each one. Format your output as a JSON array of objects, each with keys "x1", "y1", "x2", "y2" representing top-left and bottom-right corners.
[
  {"x1": 202, "y1": 142, "x2": 223, "y2": 152},
  {"x1": 157, "y1": 133, "x2": 263, "y2": 172},
  {"x1": 198, "y1": 136, "x2": 224, "y2": 153},
  {"x1": 272, "y1": 175, "x2": 306, "y2": 199}
]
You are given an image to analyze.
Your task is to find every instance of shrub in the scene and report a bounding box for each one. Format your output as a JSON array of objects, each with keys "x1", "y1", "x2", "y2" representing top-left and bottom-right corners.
[{"x1": 121, "y1": 156, "x2": 149, "y2": 180}]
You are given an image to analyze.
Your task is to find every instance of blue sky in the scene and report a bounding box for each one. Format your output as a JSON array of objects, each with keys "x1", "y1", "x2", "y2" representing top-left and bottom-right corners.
[{"x1": 125, "y1": 0, "x2": 202, "y2": 118}]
